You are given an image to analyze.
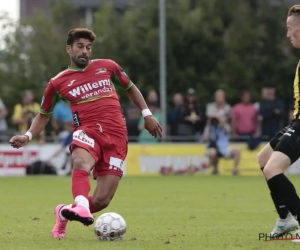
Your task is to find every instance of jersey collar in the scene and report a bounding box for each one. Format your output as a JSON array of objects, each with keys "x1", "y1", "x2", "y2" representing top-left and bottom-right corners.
[{"x1": 68, "y1": 61, "x2": 92, "y2": 71}]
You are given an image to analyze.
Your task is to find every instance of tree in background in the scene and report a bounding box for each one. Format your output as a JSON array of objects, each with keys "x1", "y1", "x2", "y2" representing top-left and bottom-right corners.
[{"x1": 0, "y1": 0, "x2": 298, "y2": 130}]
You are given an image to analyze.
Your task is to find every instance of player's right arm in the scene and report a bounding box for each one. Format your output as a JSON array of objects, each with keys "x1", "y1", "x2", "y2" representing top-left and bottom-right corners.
[{"x1": 9, "y1": 81, "x2": 60, "y2": 148}]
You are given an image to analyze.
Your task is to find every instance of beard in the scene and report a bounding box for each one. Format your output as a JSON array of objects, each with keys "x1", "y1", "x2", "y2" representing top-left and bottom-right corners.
[{"x1": 72, "y1": 55, "x2": 90, "y2": 68}]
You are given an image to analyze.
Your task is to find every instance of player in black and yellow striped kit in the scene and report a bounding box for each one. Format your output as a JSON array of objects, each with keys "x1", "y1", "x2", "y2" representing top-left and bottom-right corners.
[{"x1": 257, "y1": 5, "x2": 300, "y2": 241}]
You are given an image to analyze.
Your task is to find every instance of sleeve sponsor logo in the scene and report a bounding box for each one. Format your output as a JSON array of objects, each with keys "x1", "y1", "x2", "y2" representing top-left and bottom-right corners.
[
  {"x1": 119, "y1": 66, "x2": 130, "y2": 80},
  {"x1": 41, "y1": 96, "x2": 45, "y2": 106}
]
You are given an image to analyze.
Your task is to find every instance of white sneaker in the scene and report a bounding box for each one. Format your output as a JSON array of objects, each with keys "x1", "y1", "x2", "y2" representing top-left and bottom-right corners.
[
  {"x1": 270, "y1": 213, "x2": 298, "y2": 237},
  {"x1": 291, "y1": 230, "x2": 300, "y2": 242}
]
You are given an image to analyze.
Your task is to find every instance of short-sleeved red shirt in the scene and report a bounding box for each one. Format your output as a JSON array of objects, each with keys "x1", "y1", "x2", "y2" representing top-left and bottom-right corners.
[{"x1": 40, "y1": 59, "x2": 133, "y2": 138}]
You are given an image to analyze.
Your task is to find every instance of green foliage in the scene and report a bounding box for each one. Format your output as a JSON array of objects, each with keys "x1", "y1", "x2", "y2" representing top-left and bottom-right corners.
[{"x1": 0, "y1": 0, "x2": 298, "y2": 113}]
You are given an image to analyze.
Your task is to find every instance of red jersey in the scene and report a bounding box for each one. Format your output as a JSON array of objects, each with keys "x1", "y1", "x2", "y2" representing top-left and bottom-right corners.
[{"x1": 40, "y1": 59, "x2": 133, "y2": 138}]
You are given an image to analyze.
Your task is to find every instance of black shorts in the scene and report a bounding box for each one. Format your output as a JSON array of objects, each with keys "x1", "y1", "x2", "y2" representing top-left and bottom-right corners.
[
  {"x1": 208, "y1": 141, "x2": 226, "y2": 158},
  {"x1": 270, "y1": 120, "x2": 300, "y2": 164}
]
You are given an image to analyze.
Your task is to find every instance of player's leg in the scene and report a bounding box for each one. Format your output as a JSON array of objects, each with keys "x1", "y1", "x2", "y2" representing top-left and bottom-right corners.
[
  {"x1": 52, "y1": 130, "x2": 99, "y2": 238},
  {"x1": 52, "y1": 147, "x2": 96, "y2": 238},
  {"x1": 86, "y1": 133, "x2": 127, "y2": 213},
  {"x1": 257, "y1": 143, "x2": 273, "y2": 170},
  {"x1": 257, "y1": 128, "x2": 290, "y2": 225},
  {"x1": 89, "y1": 175, "x2": 121, "y2": 213},
  {"x1": 60, "y1": 147, "x2": 96, "y2": 223},
  {"x1": 263, "y1": 127, "x2": 300, "y2": 235}
]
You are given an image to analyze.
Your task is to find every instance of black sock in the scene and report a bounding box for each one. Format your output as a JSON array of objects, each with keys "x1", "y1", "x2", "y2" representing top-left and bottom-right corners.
[
  {"x1": 261, "y1": 168, "x2": 289, "y2": 219},
  {"x1": 268, "y1": 173, "x2": 300, "y2": 222}
]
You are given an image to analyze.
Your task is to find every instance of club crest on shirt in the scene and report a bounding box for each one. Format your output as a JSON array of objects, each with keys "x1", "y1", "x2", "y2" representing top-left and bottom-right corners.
[{"x1": 95, "y1": 68, "x2": 107, "y2": 74}]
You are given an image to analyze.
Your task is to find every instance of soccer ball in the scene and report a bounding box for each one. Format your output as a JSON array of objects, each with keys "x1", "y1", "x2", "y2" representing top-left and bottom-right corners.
[{"x1": 94, "y1": 212, "x2": 126, "y2": 241}]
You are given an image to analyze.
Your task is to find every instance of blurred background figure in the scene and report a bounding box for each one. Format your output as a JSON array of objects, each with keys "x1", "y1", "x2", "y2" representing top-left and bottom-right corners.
[
  {"x1": 147, "y1": 89, "x2": 159, "y2": 108},
  {"x1": 204, "y1": 89, "x2": 240, "y2": 175},
  {"x1": 177, "y1": 88, "x2": 205, "y2": 141},
  {"x1": 51, "y1": 100, "x2": 73, "y2": 143},
  {"x1": 167, "y1": 93, "x2": 184, "y2": 141},
  {"x1": 231, "y1": 90, "x2": 260, "y2": 150},
  {"x1": 206, "y1": 89, "x2": 231, "y2": 124},
  {"x1": 0, "y1": 96, "x2": 8, "y2": 142},
  {"x1": 123, "y1": 99, "x2": 141, "y2": 142},
  {"x1": 258, "y1": 84, "x2": 284, "y2": 140},
  {"x1": 12, "y1": 90, "x2": 45, "y2": 143},
  {"x1": 138, "y1": 101, "x2": 162, "y2": 144},
  {"x1": 203, "y1": 113, "x2": 241, "y2": 175}
]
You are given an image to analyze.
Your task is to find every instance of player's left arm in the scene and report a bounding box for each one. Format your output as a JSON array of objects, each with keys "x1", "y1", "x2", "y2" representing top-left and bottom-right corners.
[{"x1": 112, "y1": 61, "x2": 162, "y2": 138}]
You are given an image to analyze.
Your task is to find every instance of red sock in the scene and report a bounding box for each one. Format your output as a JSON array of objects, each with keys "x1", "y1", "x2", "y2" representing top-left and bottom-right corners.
[
  {"x1": 72, "y1": 169, "x2": 90, "y2": 199},
  {"x1": 88, "y1": 196, "x2": 98, "y2": 213}
]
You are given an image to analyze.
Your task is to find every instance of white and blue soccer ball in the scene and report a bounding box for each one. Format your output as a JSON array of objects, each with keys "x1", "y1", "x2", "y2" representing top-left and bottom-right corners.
[{"x1": 94, "y1": 212, "x2": 126, "y2": 241}]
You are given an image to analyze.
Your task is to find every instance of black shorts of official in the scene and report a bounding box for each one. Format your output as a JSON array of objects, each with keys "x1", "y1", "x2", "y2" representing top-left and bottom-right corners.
[{"x1": 270, "y1": 120, "x2": 300, "y2": 164}]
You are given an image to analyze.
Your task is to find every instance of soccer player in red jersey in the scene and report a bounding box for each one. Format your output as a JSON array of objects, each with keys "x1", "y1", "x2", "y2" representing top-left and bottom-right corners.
[{"x1": 9, "y1": 28, "x2": 162, "y2": 238}]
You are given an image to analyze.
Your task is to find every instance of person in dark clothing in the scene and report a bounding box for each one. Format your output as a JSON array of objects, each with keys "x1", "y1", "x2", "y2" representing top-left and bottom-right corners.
[
  {"x1": 167, "y1": 93, "x2": 184, "y2": 140},
  {"x1": 258, "y1": 84, "x2": 284, "y2": 140},
  {"x1": 177, "y1": 88, "x2": 205, "y2": 141}
]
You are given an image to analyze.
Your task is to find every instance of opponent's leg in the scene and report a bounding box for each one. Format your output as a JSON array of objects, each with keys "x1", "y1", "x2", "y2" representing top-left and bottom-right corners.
[
  {"x1": 258, "y1": 143, "x2": 289, "y2": 219},
  {"x1": 258, "y1": 140, "x2": 294, "y2": 236},
  {"x1": 52, "y1": 147, "x2": 96, "y2": 238},
  {"x1": 264, "y1": 141, "x2": 300, "y2": 236}
]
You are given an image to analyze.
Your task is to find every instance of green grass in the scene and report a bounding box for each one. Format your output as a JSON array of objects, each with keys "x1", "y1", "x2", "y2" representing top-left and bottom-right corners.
[{"x1": 1, "y1": 175, "x2": 300, "y2": 250}]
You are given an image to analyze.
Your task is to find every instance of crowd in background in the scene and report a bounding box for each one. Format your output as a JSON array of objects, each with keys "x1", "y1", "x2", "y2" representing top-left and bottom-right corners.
[{"x1": 0, "y1": 84, "x2": 290, "y2": 147}]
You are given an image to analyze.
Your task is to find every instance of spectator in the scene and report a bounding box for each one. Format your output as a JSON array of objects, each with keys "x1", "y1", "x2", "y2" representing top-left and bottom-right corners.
[
  {"x1": 0, "y1": 97, "x2": 8, "y2": 142},
  {"x1": 231, "y1": 90, "x2": 260, "y2": 150},
  {"x1": 51, "y1": 100, "x2": 73, "y2": 142},
  {"x1": 167, "y1": 93, "x2": 184, "y2": 140},
  {"x1": 203, "y1": 115, "x2": 241, "y2": 175},
  {"x1": 206, "y1": 89, "x2": 231, "y2": 121},
  {"x1": 123, "y1": 99, "x2": 141, "y2": 142},
  {"x1": 12, "y1": 90, "x2": 44, "y2": 143},
  {"x1": 258, "y1": 84, "x2": 284, "y2": 140},
  {"x1": 147, "y1": 89, "x2": 159, "y2": 106},
  {"x1": 138, "y1": 101, "x2": 162, "y2": 144},
  {"x1": 177, "y1": 88, "x2": 205, "y2": 141}
]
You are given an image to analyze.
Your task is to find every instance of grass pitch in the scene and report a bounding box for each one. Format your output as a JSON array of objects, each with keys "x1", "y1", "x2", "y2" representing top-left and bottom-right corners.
[{"x1": 1, "y1": 175, "x2": 300, "y2": 250}]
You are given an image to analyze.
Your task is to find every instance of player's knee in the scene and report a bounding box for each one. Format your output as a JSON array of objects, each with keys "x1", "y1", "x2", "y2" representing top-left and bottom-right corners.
[
  {"x1": 72, "y1": 157, "x2": 88, "y2": 170},
  {"x1": 262, "y1": 165, "x2": 275, "y2": 180},
  {"x1": 92, "y1": 195, "x2": 111, "y2": 211},
  {"x1": 257, "y1": 144, "x2": 273, "y2": 168},
  {"x1": 263, "y1": 152, "x2": 290, "y2": 179}
]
